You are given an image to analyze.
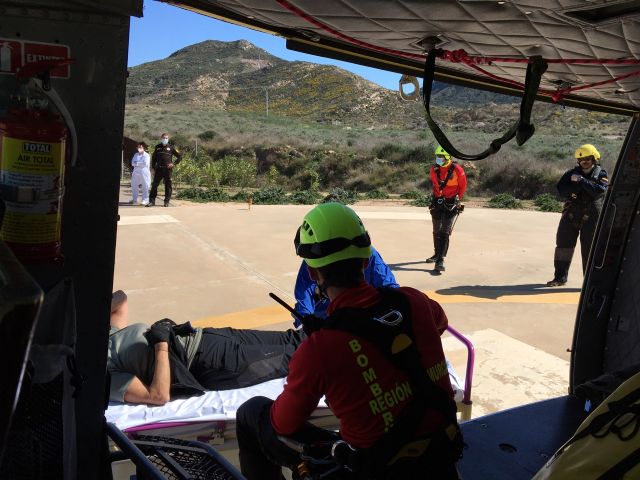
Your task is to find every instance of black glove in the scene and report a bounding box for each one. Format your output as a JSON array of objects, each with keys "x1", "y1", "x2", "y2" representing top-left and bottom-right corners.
[
  {"x1": 144, "y1": 319, "x2": 174, "y2": 346},
  {"x1": 300, "y1": 314, "x2": 323, "y2": 337},
  {"x1": 174, "y1": 321, "x2": 196, "y2": 336},
  {"x1": 151, "y1": 318, "x2": 177, "y2": 329}
]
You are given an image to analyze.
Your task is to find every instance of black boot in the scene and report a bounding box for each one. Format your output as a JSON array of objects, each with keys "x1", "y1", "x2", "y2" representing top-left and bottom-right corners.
[
  {"x1": 435, "y1": 258, "x2": 445, "y2": 272},
  {"x1": 426, "y1": 254, "x2": 438, "y2": 263},
  {"x1": 547, "y1": 260, "x2": 570, "y2": 286}
]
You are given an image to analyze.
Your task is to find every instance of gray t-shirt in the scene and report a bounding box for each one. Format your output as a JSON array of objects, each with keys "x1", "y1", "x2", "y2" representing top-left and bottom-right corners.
[{"x1": 107, "y1": 323, "x2": 203, "y2": 403}]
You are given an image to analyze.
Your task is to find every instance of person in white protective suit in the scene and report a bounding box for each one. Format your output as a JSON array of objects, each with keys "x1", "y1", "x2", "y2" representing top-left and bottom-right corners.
[{"x1": 130, "y1": 142, "x2": 151, "y2": 205}]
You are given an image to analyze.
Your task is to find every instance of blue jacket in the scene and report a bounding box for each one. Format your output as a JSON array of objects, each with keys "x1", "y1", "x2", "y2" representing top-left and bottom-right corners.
[{"x1": 292, "y1": 247, "x2": 399, "y2": 326}]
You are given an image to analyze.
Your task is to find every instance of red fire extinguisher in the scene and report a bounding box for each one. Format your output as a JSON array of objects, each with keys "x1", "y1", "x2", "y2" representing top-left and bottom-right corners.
[{"x1": 0, "y1": 59, "x2": 75, "y2": 264}]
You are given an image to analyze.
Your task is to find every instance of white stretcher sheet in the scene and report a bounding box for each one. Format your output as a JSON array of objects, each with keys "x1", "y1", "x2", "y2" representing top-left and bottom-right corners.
[{"x1": 105, "y1": 362, "x2": 464, "y2": 431}]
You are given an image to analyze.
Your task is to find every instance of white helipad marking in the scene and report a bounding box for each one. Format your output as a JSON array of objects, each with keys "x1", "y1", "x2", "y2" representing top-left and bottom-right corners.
[
  {"x1": 118, "y1": 215, "x2": 179, "y2": 225},
  {"x1": 442, "y1": 328, "x2": 570, "y2": 418},
  {"x1": 354, "y1": 211, "x2": 427, "y2": 221}
]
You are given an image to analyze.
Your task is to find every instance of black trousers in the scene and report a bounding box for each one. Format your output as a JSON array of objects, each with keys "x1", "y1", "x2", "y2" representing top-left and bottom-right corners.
[
  {"x1": 236, "y1": 397, "x2": 460, "y2": 480},
  {"x1": 430, "y1": 207, "x2": 459, "y2": 259},
  {"x1": 190, "y1": 328, "x2": 305, "y2": 391},
  {"x1": 236, "y1": 396, "x2": 340, "y2": 480},
  {"x1": 552, "y1": 210, "x2": 598, "y2": 282},
  {"x1": 149, "y1": 167, "x2": 172, "y2": 203}
]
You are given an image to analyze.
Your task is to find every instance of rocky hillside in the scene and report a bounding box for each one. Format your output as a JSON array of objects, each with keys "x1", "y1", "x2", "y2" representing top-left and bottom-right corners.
[
  {"x1": 126, "y1": 39, "x2": 514, "y2": 128},
  {"x1": 126, "y1": 40, "x2": 629, "y2": 136}
]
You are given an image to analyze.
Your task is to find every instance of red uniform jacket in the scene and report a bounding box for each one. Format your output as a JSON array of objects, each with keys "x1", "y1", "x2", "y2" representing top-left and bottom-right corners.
[
  {"x1": 430, "y1": 163, "x2": 467, "y2": 199},
  {"x1": 271, "y1": 283, "x2": 452, "y2": 448}
]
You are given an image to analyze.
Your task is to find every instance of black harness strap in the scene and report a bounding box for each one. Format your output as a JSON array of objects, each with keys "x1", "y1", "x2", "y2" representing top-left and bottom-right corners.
[
  {"x1": 422, "y1": 49, "x2": 548, "y2": 161},
  {"x1": 435, "y1": 163, "x2": 457, "y2": 192}
]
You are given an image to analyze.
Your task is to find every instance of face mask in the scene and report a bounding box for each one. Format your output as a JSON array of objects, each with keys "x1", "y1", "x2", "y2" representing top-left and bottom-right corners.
[
  {"x1": 435, "y1": 157, "x2": 445, "y2": 166},
  {"x1": 137, "y1": 148, "x2": 144, "y2": 153},
  {"x1": 161, "y1": 138, "x2": 169, "y2": 145}
]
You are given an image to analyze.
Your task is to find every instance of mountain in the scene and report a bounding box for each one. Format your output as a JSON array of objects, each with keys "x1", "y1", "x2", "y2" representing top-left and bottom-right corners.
[
  {"x1": 125, "y1": 40, "x2": 628, "y2": 136},
  {"x1": 126, "y1": 40, "x2": 517, "y2": 128}
]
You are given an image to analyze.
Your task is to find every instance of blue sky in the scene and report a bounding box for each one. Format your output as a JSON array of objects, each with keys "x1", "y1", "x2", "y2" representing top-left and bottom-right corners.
[{"x1": 128, "y1": 0, "x2": 403, "y2": 91}]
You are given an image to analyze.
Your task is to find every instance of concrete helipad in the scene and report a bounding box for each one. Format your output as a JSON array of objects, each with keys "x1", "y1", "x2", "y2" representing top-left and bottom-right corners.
[{"x1": 114, "y1": 196, "x2": 584, "y2": 419}]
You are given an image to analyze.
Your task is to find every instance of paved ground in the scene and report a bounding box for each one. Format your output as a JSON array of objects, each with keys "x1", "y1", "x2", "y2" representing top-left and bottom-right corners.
[{"x1": 114, "y1": 187, "x2": 583, "y2": 418}]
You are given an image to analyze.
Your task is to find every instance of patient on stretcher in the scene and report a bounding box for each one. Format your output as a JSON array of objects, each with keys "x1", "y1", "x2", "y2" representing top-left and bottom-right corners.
[{"x1": 107, "y1": 291, "x2": 305, "y2": 405}]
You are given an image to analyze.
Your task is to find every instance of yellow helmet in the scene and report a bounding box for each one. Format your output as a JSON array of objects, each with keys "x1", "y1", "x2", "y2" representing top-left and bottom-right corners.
[
  {"x1": 435, "y1": 145, "x2": 451, "y2": 161},
  {"x1": 434, "y1": 145, "x2": 452, "y2": 167},
  {"x1": 575, "y1": 144, "x2": 600, "y2": 162}
]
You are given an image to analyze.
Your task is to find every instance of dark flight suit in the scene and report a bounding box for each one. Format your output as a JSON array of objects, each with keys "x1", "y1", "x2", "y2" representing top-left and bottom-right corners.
[
  {"x1": 551, "y1": 165, "x2": 609, "y2": 283},
  {"x1": 149, "y1": 143, "x2": 182, "y2": 205}
]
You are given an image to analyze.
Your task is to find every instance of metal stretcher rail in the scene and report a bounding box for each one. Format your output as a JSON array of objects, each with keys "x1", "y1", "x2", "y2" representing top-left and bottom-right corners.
[{"x1": 446, "y1": 325, "x2": 475, "y2": 421}]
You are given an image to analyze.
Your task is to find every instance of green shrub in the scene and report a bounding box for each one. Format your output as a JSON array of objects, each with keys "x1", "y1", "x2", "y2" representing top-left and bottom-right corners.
[
  {"x1": 201, "y1": 162, "x2": 221, "y2": 188},
  {"x1": 411, "y1": 194, "x2": 432, "y2": 207},
  {"x1": 198, "y1": 130, "x2": 217, "y2": 141},
  {"x1": 177, "y1": 187, "x2": 229, "y2": 202},
  {"x1": 374, "y1": 143, "x2": 408, "y2": 164},
  {"x1": 400, "y1": 190, "x2": 423, "y2": 199},
  {"x1": 251, "y1": 186, "x2": 286, "y2": 204},
  {"x1": 487, "y1": 193, "x2": 523, "y2": 209},
  {"x1": 218, "y1": 155, "x2": 257, "y2": 189},
  {"x1": 231, "y1": 191, "x2": 251, "y2": 202},
  {"x1": 404, "y1": 145, "x2": 433, "y2": 165},
  {"x1": 365, "y1": 189, "x2": 389, "y2": 199},
  {"x1": 170, "y1": 133, "x2": 191, "y2": 150},
  {"x1": 266, "y1": 165, "x2": 280, "y2": 186},
  {"x1": 288, "y1": 190, "x2": 321, "y2": 205},
  {"x1": 534, "y1": 193, "x2": 563, "y2": 212},
  {"x1": 173, "y1": 161, "x2": 202, "y2": 188},
  {"x1": 322, "y1": 187, "x2": 360, "y2": 205}
]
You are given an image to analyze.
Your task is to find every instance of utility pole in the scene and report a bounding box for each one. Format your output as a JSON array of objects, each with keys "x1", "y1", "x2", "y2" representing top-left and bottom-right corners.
[
  {"x1": 195, "y1": 138, "x2": 198, "y2": 157},
  {"x1": 265, "y1": 87, "x2": 269, "y2": 116}
]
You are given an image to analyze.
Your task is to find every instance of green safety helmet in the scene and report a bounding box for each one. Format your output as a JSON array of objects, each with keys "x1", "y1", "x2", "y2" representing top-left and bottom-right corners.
[
  {"x1": 294, "y1": 203, "x2": 372, "y2": 268},
  {"x1": 575, "y1": 144, "x2": 600, "y2": 163},
  {"x1": 435, "y1": 145, "x2": 451, "y2": 161}
]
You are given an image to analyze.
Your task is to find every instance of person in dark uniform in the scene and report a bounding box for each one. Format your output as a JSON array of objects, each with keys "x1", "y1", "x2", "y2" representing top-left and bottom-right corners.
[
  {"x1": 426, "y1": 146, "x2": 466, "y2": 273},
  {"x1": 547, "y1": 144, "x2": 609, "y2": 286},
  {"x1": 147, "y1": 133, "x2": 183, "y2": 207}
]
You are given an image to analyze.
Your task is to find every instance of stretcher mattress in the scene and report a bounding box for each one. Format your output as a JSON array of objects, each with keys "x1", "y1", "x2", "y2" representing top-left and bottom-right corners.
[
  {"x1": 105, "y1": 378, "x2": 310, "y2": 431},
  {"x1": 105, "y1": 362, "x2": 465, "y2": 432}
]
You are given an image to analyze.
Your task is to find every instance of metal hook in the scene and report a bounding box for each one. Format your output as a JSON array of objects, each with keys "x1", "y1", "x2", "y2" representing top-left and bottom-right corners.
[{"x1": 399, "y1": 74, "x2": 420, "y2": 101}]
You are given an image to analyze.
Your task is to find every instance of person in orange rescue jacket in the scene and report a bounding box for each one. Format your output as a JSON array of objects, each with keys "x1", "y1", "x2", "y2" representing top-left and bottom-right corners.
[
  {"x1": 235, "y1": 202, "x2": 462, "y2": 480},
  {"x1": 427, "y1": 145, "x2": 467, "y2": 272}
]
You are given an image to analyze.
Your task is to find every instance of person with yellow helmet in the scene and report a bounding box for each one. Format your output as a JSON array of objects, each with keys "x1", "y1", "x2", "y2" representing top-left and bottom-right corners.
[
  {"x1": 547, "y1": 144, "x2": 609, "y2": 287},
  {"x1": 427, "y1": 146, "x2": 467, "y2": 272},
  {"x1": 236, "y1": 202, "x2": 462, "y2": 480}
]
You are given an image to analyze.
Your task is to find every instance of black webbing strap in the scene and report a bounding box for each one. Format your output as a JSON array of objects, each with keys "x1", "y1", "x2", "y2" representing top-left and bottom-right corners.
[
  {"x1": 422, "y1": 49, "x2": 548, "y2": 161},
  {"x1": 435, "y1": 163, "x2": 457, "y2": 191}
]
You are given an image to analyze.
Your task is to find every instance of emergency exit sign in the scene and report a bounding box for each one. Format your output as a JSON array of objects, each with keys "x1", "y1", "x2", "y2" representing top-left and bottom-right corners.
[{"x1": 0, "y1": 38, "x2": 70, "y2": 78}]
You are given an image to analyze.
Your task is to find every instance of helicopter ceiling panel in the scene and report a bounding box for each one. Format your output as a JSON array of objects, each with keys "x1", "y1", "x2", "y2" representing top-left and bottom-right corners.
[{"x1": 169, "y1": 0, "x2": 640, "y2": 113}]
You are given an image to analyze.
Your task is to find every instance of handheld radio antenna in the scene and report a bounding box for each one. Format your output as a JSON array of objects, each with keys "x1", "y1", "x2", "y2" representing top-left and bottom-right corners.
[{"x1": 269, "y1": 292, "x2": 303, "y2": 323}]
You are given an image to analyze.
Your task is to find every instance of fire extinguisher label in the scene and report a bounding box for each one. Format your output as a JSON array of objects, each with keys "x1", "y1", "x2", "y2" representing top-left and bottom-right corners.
[{"x1": 0, "y1": 135, "x2": 64, "y2": 243}]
